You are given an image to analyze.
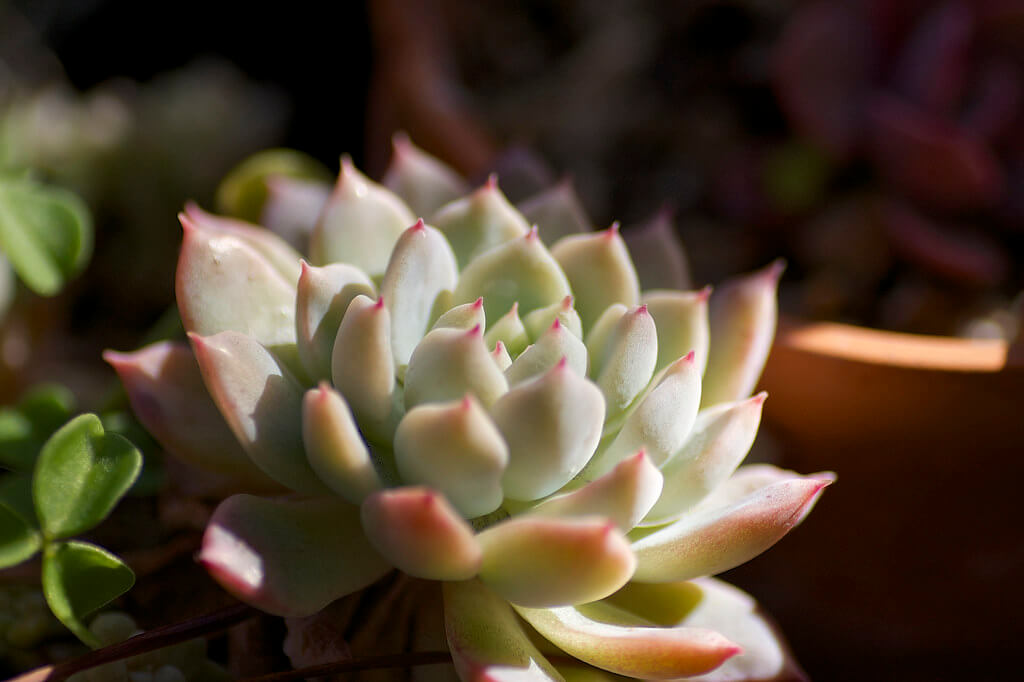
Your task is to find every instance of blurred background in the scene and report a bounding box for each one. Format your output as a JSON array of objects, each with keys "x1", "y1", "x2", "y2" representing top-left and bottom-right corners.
[{"x1": 2, "y1": 0, "x2": 1023, "y2": 680}]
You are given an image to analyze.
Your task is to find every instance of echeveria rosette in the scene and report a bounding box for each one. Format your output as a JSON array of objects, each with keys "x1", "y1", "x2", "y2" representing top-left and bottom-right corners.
[{"x1": 108, "y1": 139, "x2": 831, "y2": 681}]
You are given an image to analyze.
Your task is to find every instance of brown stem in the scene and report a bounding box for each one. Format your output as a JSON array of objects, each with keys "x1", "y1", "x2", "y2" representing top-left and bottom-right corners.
[
  {"x1": 238, "y1": 651, "x2": 454, "y2": 682},
  {"x1": 8, "y1": 603, "x2": 258, "y2": 682}
]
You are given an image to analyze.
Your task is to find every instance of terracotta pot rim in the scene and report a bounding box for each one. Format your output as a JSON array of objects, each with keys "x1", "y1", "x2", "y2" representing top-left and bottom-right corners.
[{"x1": 777, "y1": 314, "x2": 1017, "y2": 373}]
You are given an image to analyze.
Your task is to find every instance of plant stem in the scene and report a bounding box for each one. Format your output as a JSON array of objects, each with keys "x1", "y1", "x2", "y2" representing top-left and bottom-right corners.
[
  {"x1": 8, "y1": 603, "x2": 258, "y2": 682},
  {"x1": 238, "y1": 651, "x2": 454, "y2": 681}
]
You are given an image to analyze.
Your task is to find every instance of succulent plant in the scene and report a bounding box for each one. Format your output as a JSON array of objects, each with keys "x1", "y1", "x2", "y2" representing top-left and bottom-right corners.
[{"x1": 108, "y1": 139, "x2": 831, "y2": 681}]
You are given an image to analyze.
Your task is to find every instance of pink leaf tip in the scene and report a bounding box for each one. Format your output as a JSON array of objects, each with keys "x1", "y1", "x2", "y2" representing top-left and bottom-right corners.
[
  {"x1": 561, "y1": 295, "x2": 574, "y2": 310},
  {"x1": 635, "y1": 304, "x2": 649, "y2": 316},
  {"x1": 485, "y1": 173, "x2": 499, "y2": 190},
  {"x1": 467, "y1": 324, "x2": 483, "y2": 337},
  {"x1": 526, "y1": 225, "x2": 539, "y2": 241},
  {"x1": 605, "y1": 222, "x2": 621, "y2": 239},
  {"x1": 472, "y1": 297, "x2": 484, "y2": 310},
  {"x1": 374, "y1": 296, "x2": 386, "y2": 309},
  {"x1": 411, "y1": 218, "x2": 426, "y2": 232},
  {"x1": 696, "y1": 285, "x2": 713, "y2": 302},
  {"x1": 751, "y1": 391, "x2": 768, "y2": 405},
  {"x1": 550, "y1": 318, "x2": 562, "y2": 331},
  {"x1": 492, "y1": 340, "x2": 507, "y2": 356}
]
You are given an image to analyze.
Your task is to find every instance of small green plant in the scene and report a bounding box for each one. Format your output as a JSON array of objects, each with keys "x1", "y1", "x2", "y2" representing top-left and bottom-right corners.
[
  {"x1": 0, "y1": 172, "x2": 93, "y2": 317},
  {"x1": 0, "y1": 386, "x2": 141, "y2": 649}
]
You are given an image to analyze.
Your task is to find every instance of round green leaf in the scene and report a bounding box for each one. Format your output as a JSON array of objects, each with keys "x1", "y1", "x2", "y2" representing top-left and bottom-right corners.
[
  {"x1": 42, "y1": 541, "x2": 135, "y2": 648},
  {"x1": 0, "y1": 384, "x2": 76, "y2": 473},
  {"x1": 0, "y1": 177, "x2": 93, "y2": 296},
  {"x1": 0, "y1": 502, "x2": 41, "y2": 569},
  {"x1": 33, "y1": 414, "x2": 142, "y2": 540}
]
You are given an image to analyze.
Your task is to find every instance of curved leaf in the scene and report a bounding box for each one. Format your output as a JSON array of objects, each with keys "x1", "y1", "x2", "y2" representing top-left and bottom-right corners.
[
  {"x1": 551, "y1": 225, "x2": 640, "y2": 332},
  {"x1": 200, "y1": 494, "x2": 390, "y2": 617},
  {"x1": 0, "y1": 502, "x2": 41, "y2": 569}
]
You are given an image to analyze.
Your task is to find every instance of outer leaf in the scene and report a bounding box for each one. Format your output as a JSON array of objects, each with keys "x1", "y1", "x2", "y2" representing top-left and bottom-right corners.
[
  {"x1": 677, "y1": 578, "x2": 802, "y2": 682},
  {"x1": 701, "y1": 262, "x2": 782, "y2": 407},
  {"x1": 380, "y1": 220, "x2": 459, "y2": 368},
  {"x1": 394, "y1": 397, "x2": 508, "y2": 518},
  {"x1": 309, "y1": 156, "x2": 415, "y2": 277},
  {"x1": 645, "y1": 395, "x2": 765, "y2": 524},
  {"x1": 33, "y1": 414, "x2": 141, "y2": 540},
  {"x1": 432, "y1": 177, "x2": 530, "y2": 268},
  {"x1": 518, "y1": 179, "x2": 593, "y2": 244},
  {"x1": 295, "y1": 261, "x2": 375, "y2": 381},
  {"x1": 642, "y1": 288, "x2": 710, "y2": 376},
  {"x1": 0, "y1": 502, "x2": 41, "y2": 569},
  {"x1": 453, "y1": 228, "x2": 572, "y2": 323},
  {"x1": 176, "y1": 211, "x2": 299, "y2": 363},
  {"x1": 621, "y1": 209, "x2": 691, "y2": 292},
  {"x1": 383, "y1": 133, "x2": 470, "y2": 218},
  {"x1": 444, "y1": 579, "x2": 562, "y2": 682},
  {"x1": 632, "y1": 471, "x2": 831, "y2": 582},
  {"x1": 477, "y1": 516, "x2": 635, "y2": 607},
  {"x1": 0, "y1": 178, "x2": 92, "y2": 296},
  {"x1": 551, "y1": 225, "x2": 640, "y2": 332},
  {"x1": 104, "y1": 342, "x2": 279, "y2": 489},
  {"x1": 261, "y1": 176, "x2": 331, "y2": 249},
  {"x1": 493, "y1": 360, "x2": 604, "y2": 501},
  {"x1": 514, "y1": 602, "x2": 739, "y2": 680},
  {"x1": 432, "y1": 297, "x2": 486, "y2": 332},
  {"x1": 200, "y1": 494, "x2": 390, "y2": 617},
  {"x1": 42, "y1": 541, "x2": 135, "y2": 648},
  {"x1": 361, "y1": 487, "x2": 481, "y2": 581},
  {"x1": 190, "y1": 331, "x2": 330, "y2": 495}
]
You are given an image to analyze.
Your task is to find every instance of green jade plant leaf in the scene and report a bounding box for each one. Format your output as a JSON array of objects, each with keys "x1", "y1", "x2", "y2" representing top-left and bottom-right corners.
[
  {"x1": 108, "y1": 138, "x2": 833, "y2": 681},
  {"x1": 0, "y1": 414, "x2": 142, "y2": 648}
]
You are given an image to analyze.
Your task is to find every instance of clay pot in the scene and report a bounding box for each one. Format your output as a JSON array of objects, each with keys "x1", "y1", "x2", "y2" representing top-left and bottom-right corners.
[{"x1": 727, "y1": 316, "x2": 1024, "y2": 680}]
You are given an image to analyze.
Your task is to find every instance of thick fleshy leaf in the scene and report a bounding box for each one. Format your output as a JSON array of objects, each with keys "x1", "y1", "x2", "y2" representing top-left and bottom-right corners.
[
  {"x1": 531, "y1": 451, "x2": 663, "y2": 531},
  {"x1": 295, "y1": 261, "x2": 375, "y2": 381},
  {"x1": 632, "y1": 470, "x2": 831, "y2": 582},
  {"x1": 394, "y1": 397, "x2": 508, "y2": 518},
  {"x1": 523, "y1": 295, "x2": 583, "y2": 341},
  {"x1": 384, "y1": 134, "x2": 470, "y2": 218},
  {"x1": 515, "y1": 602, "x2": 739, "y2": 680},
  {"x1": 593, "y1": 305, "x2": 658, "y2": 419},
  {"x1": 453, "y1": 228, "x2": 572, "y2": 322},
  {"x1": 361, "y1": 487, "x2": 481, "y2": 581},
  {"x1": 642, "y1": 288, "x2": 710, "y2": 376},
  {"x1": 676, "y1": 578, "x2": 801, "y2": 682},
  {"x1": 405, "y1": 326, "x2": 509, "y2": 409},
  {"x1": 33, "y1": 414, "x2": 141, "y2": 540},
  {"x1": 506, "y1": 319, "x2": 588, "y2": 386},
  {"x1": 432, "y1": 297, "x2": 485, "y2": 332},
  {"x1": 104, "y1": 342, "x2": 278, "y2": 488},
  {"x1": 551, "y1": 225, "x2": 640, "y2": 332},
  {"x1": 645, "y1": 395, "x2": 766, "y2": 524},
  {"x1": 302, "y1": 384, "x2": 382, "y2": 504},
  {"x1": 432, "y1": 178, "x2": 530, "y2": 268},
  {"x1": 0, "y1": 502, "x2": 41, "y2": 569},
  {"x1": 477, "y1": 516, "x2": 635, "y2": 607},
  {"x1": 622, "y1": 209, "x2": 691, "y2": 291},
  {"x1": 176, "y1": 211, "x2": 299, "y2": 360},
  {"x1": 493, "y1": 360, "x2": 605, "y2": 501},
  {"x1": 701, "y1": 262, "x2": 782, "y2": 407},
  {"x1": 586, "y1": 353, "x2": 701, "y2": 478},
  {"x1": 200, "y1": 494, "x2": 390, "y2": 617},
  {"x1": 190, "y1": 331, "x2": 330, "y2": 495},
  {"x1": 484, "y1": 303, "x2": 530, "y2": 357},
  {"x1": 381, "y1": 220, "x2": 459, "y2": 368},
  {"x1": 518, "y1": 179, "x2": 593, "y2": 244},
  {"x1": 182, "y1": 203, "x2": 303, "y2": 284},
  {"x1": 444, "y1": 579, "x2": 562, "y2": 682},
  {"x1": 309, "y1": 156, "x2": 415, "y2": 276},
  {"x1": 585, "y1": 304, "x2": 629, "y2": 367},
  {"x1": 331, "y1": 295, "x2": 396, "y2": 435},
  {"x1": 261, "y1": 177, "x2": 331, "y2": 250},
  {"x1": 0, "y1": 176, "x2": 92, "y2": 296}
]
